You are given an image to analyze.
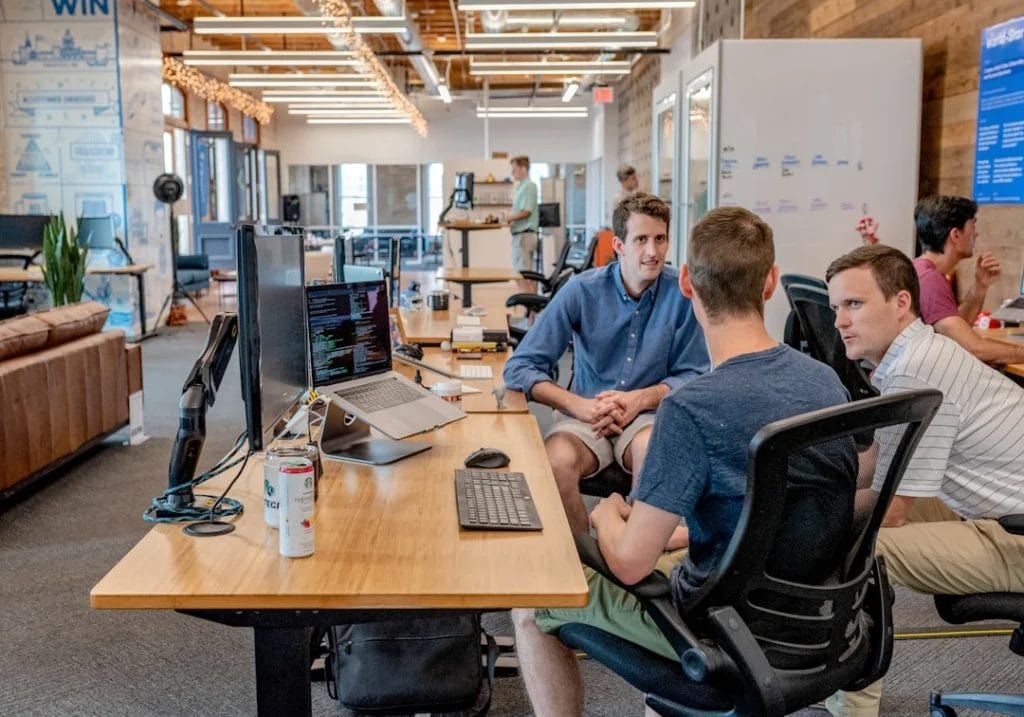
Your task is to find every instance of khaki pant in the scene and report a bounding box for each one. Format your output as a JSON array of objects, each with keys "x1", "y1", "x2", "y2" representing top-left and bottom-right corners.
[{"x1": 828, "y1": 499, "x2": 1024, "y2": 716}]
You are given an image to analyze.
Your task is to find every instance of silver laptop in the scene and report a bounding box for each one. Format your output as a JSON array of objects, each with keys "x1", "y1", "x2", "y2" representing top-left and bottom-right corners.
[
  {"x1": 306, "y1": 280, "x2": 465, "y2": 439},
  {"x1": 992, "y1": 268, "x2": 1024, "y2": 324}
]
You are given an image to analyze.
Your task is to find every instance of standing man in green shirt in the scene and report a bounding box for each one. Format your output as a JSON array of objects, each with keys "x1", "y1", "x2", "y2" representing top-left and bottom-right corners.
[{"x1": 508, "y1": 155, "x2": 540, "y2": 292}]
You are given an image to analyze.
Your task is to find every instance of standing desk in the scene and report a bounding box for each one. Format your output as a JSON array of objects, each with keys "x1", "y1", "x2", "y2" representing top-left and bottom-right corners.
[
  {"x1": 90, "y1": 413, "x2": 587, "y2": 717},
  {"x1": 436, "y1": 266, "x2": 520, "y2": 308}
]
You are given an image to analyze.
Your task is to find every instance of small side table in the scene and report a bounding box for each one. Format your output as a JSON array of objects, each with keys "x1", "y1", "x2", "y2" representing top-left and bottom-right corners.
[{"x1": 211, "y1": 271, "x2": 238, "y2": 307}]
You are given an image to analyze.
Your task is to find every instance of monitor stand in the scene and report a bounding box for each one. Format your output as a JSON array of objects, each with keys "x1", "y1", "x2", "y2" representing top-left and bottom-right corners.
[{"x1": 318, "y1": 400, "x2": 430, "y2": 465}]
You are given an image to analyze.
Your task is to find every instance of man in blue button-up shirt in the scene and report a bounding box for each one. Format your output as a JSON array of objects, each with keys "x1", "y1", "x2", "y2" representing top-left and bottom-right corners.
[{"x1": 504, "y1": 193, "x2": 709, "y2": 533}]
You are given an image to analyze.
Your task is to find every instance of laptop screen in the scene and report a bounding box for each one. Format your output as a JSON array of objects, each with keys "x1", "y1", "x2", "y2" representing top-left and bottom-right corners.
[{"x1": 306, "y1": 281, "x2": 392, "y2": 388}]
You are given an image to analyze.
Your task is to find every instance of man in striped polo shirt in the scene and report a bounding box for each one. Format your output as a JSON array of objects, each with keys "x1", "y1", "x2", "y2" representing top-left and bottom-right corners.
[{"x1": 824, "y1": 244, "x2": 1024, "y2": 717}]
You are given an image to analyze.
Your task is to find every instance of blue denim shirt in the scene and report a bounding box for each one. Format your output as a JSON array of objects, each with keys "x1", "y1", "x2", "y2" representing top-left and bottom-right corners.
[{"x1": 503, "y1": 263, "x2": 709, "y2": 400}]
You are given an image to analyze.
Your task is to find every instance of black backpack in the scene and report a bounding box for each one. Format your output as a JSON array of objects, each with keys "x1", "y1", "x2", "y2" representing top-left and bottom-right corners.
[{"x1": 321, "y1": 614, "x2": 498, "y2": 715}]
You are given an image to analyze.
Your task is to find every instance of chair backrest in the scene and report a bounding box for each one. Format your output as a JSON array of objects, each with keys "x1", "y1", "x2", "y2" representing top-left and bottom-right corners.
[
  {"x1": 787, "y1": 286, "x2": 878, "y2": 401},
  {"x1": 780, "y1": 273, "x2": 827, "y2": 296},
  {"x1": 675, "y1": 389, "x2": 942, "y2": 709},
  {"x1": 0, "y1": 252, "x2": 32, "y2": 316},
  {"x1": 544, "y1": 236, "x2": 574, "y2": 284}
]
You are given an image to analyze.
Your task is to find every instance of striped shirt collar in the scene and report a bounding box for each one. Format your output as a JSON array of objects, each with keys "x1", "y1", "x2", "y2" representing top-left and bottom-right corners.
[
  {"x1": 873, "y1": 318, "x2": 929, "y2": 386},
  {"x1": 611, "y1": 261, "x2": 662, "y2": 304}
]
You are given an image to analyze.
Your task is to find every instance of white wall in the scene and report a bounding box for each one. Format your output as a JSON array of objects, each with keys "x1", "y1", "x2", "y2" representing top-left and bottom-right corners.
[{"x1": 275, "y1": 101, "x2": 592, "y2": 167}]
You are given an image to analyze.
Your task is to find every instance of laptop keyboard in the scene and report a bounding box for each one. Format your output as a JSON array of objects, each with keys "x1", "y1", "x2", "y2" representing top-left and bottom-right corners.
[
  {"x1": 1005, "y1": 297, "x2": 1024, "y2": 310},
  {"x1": 459, "y1": 364, "x2": 493, "y2": 379},
  {"x1": 455, "y1": 469, "x2": 542, "y2": 531},
  {"x1": 335, "y1": 377, "x2": 425, "y2": 413}
]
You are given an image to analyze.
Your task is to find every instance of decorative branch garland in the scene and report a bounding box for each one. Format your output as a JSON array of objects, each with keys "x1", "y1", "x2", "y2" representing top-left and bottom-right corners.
[
  {"x1": 162, "y1": 57, "x2": 274, "y2": 125},
  {"x1": 313, "y1": 0, "x2": 428, "y2": 137}
]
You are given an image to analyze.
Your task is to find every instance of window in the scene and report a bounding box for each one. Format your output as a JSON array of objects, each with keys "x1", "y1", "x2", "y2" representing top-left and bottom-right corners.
[
  {"x1": 529, "y1": 162, "x2": 551, "y2": 186},
  {"x1": 207, "y1": 101, "x2": 227, "y2": 131},
  {"x1": 243, "y1": 115, "x2": 259, "y2": 144},
  {"x1": 426, "y1": 163, "x2": 444, "y2": 232},
  {"x1": 374, "y1": 165, "x2": 418, "y2": 227},
  {"x1": 161, "y1": 83, "x2": 185, "y2": 120},
  {"x1": 337, "y1": 164, "x2": 369, "y2": 229}
]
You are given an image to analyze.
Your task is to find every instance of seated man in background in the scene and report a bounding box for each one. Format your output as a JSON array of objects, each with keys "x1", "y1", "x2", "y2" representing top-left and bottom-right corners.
[
  {"x1": 511, "y1": 207, "x2": 857, "y2": 717},
  {"x1": 503, "y1": 193, "x2": 709, "y2": 535},
  {"x1": 825, "y1": 244, "x2": 1024, "y2": 717},
  {"x1": 912, "y1": 195, "x2": 1024, "y2": 364}
]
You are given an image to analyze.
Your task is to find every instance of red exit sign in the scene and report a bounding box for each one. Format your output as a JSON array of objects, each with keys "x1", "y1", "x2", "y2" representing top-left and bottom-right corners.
[{"x1": 593, "y1": 85, "x2": 614, "y2": 104}]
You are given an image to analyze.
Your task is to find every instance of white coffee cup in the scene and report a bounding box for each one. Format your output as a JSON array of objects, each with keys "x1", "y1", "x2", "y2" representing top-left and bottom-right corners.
[{"x1": 432, "y1": 380, "x2": 463, "y2": 403}]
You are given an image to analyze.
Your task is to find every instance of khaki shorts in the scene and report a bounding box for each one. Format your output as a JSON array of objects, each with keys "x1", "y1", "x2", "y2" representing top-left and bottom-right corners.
[
  {"x1": 547, "y1": 411, "x2": 655, "y2": 478},
  {"x1": 511, "y1": 231, "x2": 538, "y2": 272},
  {"x1": 534, "y1": 549, "x2": 685, "y2": 661}
]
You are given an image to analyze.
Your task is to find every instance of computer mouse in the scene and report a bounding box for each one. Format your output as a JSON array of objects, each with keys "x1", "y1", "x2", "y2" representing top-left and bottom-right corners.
[
  {"x1": 395, "y1": 343, "x2": 424, "y2": 360},
  {"x1": 464, "y1": 447, "x2": 511, "y2": 469}
]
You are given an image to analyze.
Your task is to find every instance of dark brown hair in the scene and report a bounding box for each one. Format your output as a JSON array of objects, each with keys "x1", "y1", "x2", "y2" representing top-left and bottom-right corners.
[
  {"x1": 510, "y1": 155, "x2": 530, "y2": 170},
  {"x1": 688, "y1": 207, "x2": 774, "y2": 319},
  {"x1": 825, "y1": 244, "x2": 921, "y2": 316},
  {"x1": 612, "y1": 192, "x2": 671, "y2": 244},
  {"x1": 914, "y1": 195, "x2": 977, "y2": 253}
]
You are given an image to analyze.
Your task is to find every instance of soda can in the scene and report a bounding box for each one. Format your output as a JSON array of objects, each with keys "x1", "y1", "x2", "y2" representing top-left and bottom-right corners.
[
  {"x1": 263, "y1": 448, "x2": 287, "y2": 529},
  {"x1": 278, "y1": 459, "x2": 315, "y2": 558}
]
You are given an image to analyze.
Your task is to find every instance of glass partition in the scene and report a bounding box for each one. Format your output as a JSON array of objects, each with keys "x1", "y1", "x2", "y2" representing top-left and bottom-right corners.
[
  {"x1": 685, "y1": 72, "x2": 713, "y2": 239},
  {"x1": 373, "y1": 165, "x2": 418, "y2": 227},
  {"x1": 654, "y1": 93, "x2": 677, "y2": 205}
]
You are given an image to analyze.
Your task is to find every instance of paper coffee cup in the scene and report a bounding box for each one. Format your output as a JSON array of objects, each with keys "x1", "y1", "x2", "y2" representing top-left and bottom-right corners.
[{"x1": 432, "y1": 380, "x2": 463, "y2": 402}]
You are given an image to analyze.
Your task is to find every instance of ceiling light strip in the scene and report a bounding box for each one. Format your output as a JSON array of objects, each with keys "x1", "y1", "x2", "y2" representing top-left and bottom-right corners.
[
  {"x1": 312, "y1": 0, "x2": 426, "y2": 136},
  {"x1": 465, "y1": 31, "x2": 657, "y2": 49},
  {"x1": 562, "y1": 81, "x2": 580, "y2": 102},
  {"x1": 307, "y1": 117, "x2": 412, "y2": 124},
  {"x1": 476, "y1": 111, "x2": 588, "y2": 118},
  {"x1": 183, "y1": 50, "x2": 361, "y2": 67},
  {"x1": 459, "y1": 0, "x2": 695, "y2": 9},
  {"x1": 267, "y1": 97, "x2": 390, "y2": 104},
  {"x1": 194, "y1": 16, "x2": 407, "y2": 35},
  {"x1": 469, "y1": 60, "x2": 630, "y2": 76},
  {"x1": 289, "y1": 108, "x2": 404, "y2": 115}
]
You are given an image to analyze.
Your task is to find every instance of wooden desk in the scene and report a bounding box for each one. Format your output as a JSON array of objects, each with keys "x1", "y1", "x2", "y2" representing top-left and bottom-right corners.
[
  {"x1": 976, "y1": 328, "x2": 1024, "y2": 378},
  {"x1": 400, "y1": 289, "x2": 513, "y2": 345},
  {"x1": 436, "y1": 266, "x2": 519, "y2": 308},
  {"x1": 393, "y1": 347, "x2": 528, "y2": 413},
  {"x1": 0, "y1": 264, "x2": 154, "y2": 338},
  {"x1": 91, "y1": 414, "x2": 586, "y2": 716}
]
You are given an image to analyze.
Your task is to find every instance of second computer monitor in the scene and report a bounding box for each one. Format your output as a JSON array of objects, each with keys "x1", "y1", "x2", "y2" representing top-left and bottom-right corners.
[
  {"x1": 0, "y1": 214, "x2": 50, "y2": 251},
  {"x1": 78, "y1": 215, "x2": 117, "y2": 250},
  {"x1": 538, "y1": 202, "x2": 561, "y2": 229}
]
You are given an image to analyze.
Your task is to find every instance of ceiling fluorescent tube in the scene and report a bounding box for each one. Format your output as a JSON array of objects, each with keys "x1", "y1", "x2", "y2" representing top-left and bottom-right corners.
[
  {"x1": 459, "y1": 1, "x2": 695, "y2": 9},
  {"x1": 465, "y1": 31, "x2": 657, "y2": 50},
  {"x1": 469, "y1": 60, "x2": 630, "y2": 75},
  {"x1": 438, "y1": 83, "x2": 452, "y2": 103},
  {"x1": 562, "y1": 81, "x2": 580, "y2": 102},
  {"x1": 307, "y1": 118, "x2": 412, "y2": 124},
  {"x1": 194, "y1": 16, "x2": 407, "y2": 35},
  {"x1": 183, "y1": 50, "x2": 361, "y2": 67}
]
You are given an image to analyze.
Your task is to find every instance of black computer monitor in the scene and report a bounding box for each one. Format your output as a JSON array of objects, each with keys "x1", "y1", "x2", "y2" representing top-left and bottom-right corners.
[
  {"x1": 236, "y1": 224, "x2": 308, "y2": 452},
  {"x1": 538, "y1": 202, "x2": 561, "y2": 229},
  {"x1": 0, "y1": 214, "x2": 50, "y2": 251},
  {"x1": 454, "y1": 172, "x2": 474, "y2": 209},
  {"x1": 388, "y1": 236, "x2": 401, "y2": 308},
  {"x1": 78, "y1": 215, "x2": 117, "y2": 250}
]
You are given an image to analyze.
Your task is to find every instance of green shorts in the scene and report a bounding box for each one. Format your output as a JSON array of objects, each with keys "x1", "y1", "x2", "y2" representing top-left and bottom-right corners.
[{"x1": 534, "y1": 550, "x2": 685, "y2": 662}]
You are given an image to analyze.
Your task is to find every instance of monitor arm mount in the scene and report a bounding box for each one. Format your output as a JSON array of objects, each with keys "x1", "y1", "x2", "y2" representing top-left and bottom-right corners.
[
  {"x1": 159, "y1": 312, "x2": 238, "y2": 512},
  {"x1": 438, "y1": 189, "x2": 458, "y2": 226}
]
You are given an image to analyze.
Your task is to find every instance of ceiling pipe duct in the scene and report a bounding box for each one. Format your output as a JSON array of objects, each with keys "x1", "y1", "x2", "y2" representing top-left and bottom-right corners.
[{"x1": 480, "y1": 10, "x2": 640, "y2": 32}]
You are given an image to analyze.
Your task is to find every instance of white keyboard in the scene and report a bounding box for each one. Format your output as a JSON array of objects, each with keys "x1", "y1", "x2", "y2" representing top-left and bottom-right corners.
[{"x1": 459, "y1": 364, "x2": 494, "y2": 380}]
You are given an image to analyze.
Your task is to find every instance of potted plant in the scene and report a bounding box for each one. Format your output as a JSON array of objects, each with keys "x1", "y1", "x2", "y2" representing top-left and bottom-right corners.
[{"x1": 41, "y1": 214, "x2": 88, "y2": 307}]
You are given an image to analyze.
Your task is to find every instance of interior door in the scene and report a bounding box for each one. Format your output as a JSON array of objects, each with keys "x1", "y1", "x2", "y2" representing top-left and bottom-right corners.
[
  {"x1": 190, "y1": 130, "x2": 236, "y2": 269},
  {"x1": 263, "y1": 149, "x2": 282, "y2": 224}
]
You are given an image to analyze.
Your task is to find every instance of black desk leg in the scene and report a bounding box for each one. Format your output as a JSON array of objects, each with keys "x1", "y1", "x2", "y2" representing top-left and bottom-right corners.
[
  {"x1": 462, "y1": 281, "x2": 473, "y2": 308},
  {"x1": 460, "y1": 228, "x2": 470, "y2": 268},
  {"x1": 135, "y1": 272, "x2": 147, "y2": 339},
  {"x1": 253, "y1": 626, "x2": 313, "y2": 717}
]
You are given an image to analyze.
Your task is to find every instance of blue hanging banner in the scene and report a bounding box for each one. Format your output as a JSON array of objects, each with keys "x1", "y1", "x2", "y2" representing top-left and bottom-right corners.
[{"x1": 974, "y1": 15, "x2": 1024, "y2": 204}]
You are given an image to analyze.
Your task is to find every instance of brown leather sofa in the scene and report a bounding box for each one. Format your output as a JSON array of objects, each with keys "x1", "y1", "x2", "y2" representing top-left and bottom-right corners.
[{"x1": 0, "y1": 302, "x2": 134, "y2": 501}]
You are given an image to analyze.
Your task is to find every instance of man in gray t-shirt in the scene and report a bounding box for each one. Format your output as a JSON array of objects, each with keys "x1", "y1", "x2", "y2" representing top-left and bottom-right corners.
[{"x1": 511, "y1": 207, "x2": 856, "y2": 717}]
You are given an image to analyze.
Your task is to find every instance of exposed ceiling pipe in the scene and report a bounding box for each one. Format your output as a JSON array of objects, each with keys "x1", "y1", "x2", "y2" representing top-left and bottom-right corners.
[
  {"x1": 480, "y1": 10, "x2": 640, "y2": 32},
  {"x1": 372, "y1": 0, "x2": 443, "y2": 94}
]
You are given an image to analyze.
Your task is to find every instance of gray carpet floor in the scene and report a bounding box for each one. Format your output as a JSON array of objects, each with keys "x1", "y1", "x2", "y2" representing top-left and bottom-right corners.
[{"x1": 1, "y1": 321, "x2": 1021, "y2": 716}]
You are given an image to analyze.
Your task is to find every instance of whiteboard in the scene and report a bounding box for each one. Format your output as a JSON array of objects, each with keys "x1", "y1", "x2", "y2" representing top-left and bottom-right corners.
[{"x1": 687, "y1": 39, "x2": 923, "y2": 337}]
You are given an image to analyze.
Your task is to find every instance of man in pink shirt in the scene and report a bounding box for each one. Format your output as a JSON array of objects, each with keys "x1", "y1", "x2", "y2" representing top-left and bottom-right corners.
[{"x1": 913, "y1": 195, "x2": 1024, "y2": 365}]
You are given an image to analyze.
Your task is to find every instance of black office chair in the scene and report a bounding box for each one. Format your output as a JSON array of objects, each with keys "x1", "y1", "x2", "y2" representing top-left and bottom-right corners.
[
  {"x1": 780, "y1": 273, "x2": 827, "y2": 293},
  {"x1": 786, "y1": 284, "x2": 878, "y2": 402},
  {"x1": 781, "y1": 274, "x2": 826, "y2": 354},
  {"x1": 518, "y1": 235, "x2": 575, "y2": 294},
  {"x1": 558, "y1": 389, "x2": 943, "y2": 717},
  {"x1": 0, "y1": 253, "x2": 32, "y2": 320},
  {"x1": 929, "y1": 514, "x2": 1024, "y2": 717}
]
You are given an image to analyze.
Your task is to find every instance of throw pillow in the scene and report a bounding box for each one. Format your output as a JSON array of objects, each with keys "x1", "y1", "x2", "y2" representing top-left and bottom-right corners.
[
  {"x1": 0, "y1": 315, "x2": 51, "y2": 361},
  {"x1": 35, "y1": 301, "x2": 111, "y2": 348}
]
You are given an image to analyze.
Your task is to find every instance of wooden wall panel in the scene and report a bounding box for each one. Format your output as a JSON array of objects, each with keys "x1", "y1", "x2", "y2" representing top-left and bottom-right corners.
[{"x1": 744, "y1": 0, "x2": 1024, "y2": 310}]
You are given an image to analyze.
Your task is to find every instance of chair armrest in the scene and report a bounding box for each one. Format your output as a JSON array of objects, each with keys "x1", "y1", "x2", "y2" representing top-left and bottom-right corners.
[
  {"x1": 519, "y1": 270, "x2": 545, "y2": 283},
  {"x1": 573, "y1": 533, "x2": 727, "y2": 679},
  {"x1": 999, "y1": 514, "x2": 1024, "y2": 535},
  {"x1": 505, "y1": 294, "x2": 550, "y2": 313}
]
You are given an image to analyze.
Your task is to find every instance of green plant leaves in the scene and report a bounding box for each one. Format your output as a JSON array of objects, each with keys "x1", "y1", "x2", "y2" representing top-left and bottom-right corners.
[{"x1": 41, "y1": 214, "x2": 89, "y2": 306}]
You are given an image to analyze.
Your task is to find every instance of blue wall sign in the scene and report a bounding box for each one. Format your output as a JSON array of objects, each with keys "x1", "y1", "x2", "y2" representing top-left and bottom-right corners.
[{"x1": 974, "y1": 15, "x2": 1024, "y2": 204}]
